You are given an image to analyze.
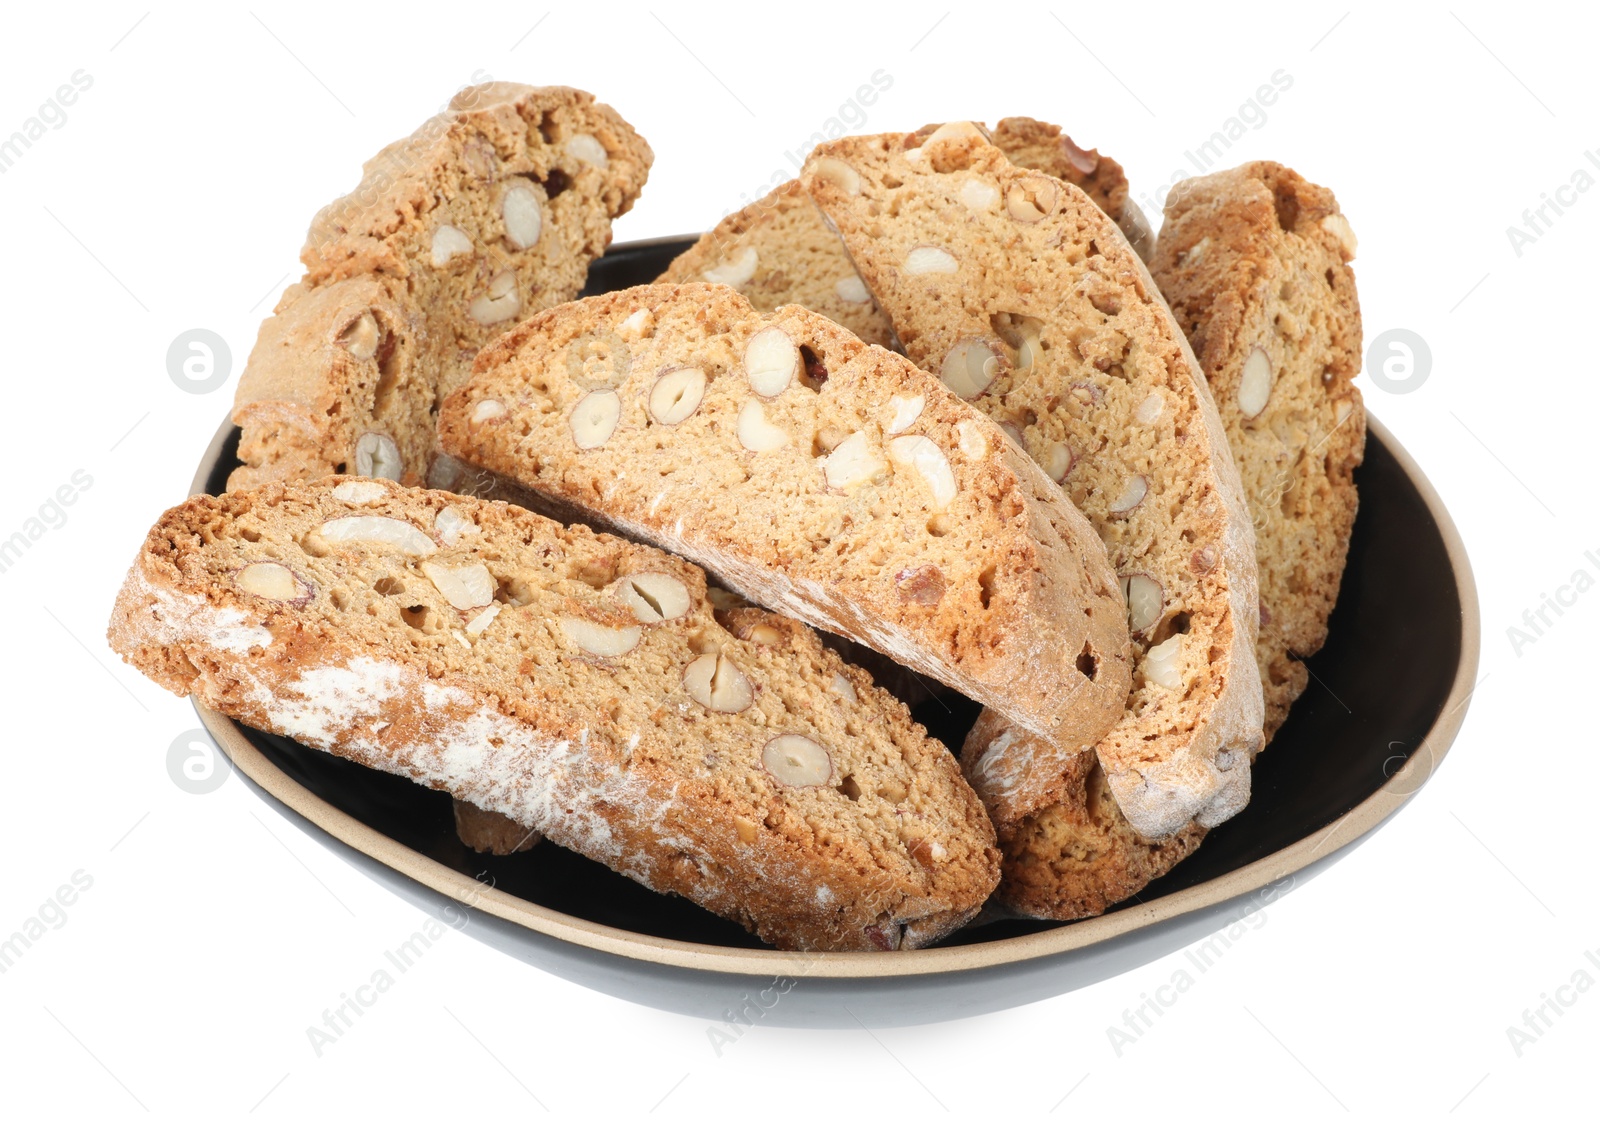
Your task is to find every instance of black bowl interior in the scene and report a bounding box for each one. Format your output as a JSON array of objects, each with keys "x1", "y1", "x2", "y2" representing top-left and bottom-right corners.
[{"x1": 208, "y1": 238, "x2": 1463, "y2": 952}]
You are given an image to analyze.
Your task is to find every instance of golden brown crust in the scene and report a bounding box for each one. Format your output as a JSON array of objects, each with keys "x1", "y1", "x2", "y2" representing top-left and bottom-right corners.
[
  {"x1": 106, "y1": 478, "x2": 999, "y2": 952},
  {"x1": 438, "y1": 281, "x2": 1132, "y2": 757},
  {"x1": 1150, "y1": 162, "x2": 1365, "y2": 740}
]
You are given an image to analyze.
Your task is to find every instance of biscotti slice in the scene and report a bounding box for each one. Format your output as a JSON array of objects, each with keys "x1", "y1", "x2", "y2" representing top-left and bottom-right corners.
[
  {"x1": 231, "y1": 276, "x2": 435, "y2": 490},
  {"x1": 803, "y1": 125, "x2": 1263, "y2": 842},
  {"x1": 439, "y1": 281, "x2": 1132, "y2": 758},
  {"x1": 106, "y1": 478, "x2": 999, "y2": 952},
  {"x1": 1151, "y1": 162, "x2": 1365, "y2": 740},
  {"x1": 232, "y1": 83, "x2": 653, "y2": 490},
  {"x1": 655, "y1": 180, "x2": 898, "y2": 348},
  {"x1": 654, "y1": 118, "x2": 1143, "y2": 350}
]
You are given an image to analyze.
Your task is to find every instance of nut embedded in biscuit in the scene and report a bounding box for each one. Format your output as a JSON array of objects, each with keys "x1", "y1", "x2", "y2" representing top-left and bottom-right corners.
[
  {"x1": 320, "y1": 515, "x2": 436, "y2": 557},
  {"x1": 235, "y1": 561, "x2": 311, "y2": 604},
  {"x1": 821, "y1": 431, "x2": 887, "y2": 491},
  {"x1": 431, "y1": 224, "x2": 473, "y2": 267},
  {"x1": 904, "y1": 245, "x2": 959, "y2": 275},
  {"x1": 648, "y1": 366, "x2": 707, "y2": 425},
  {"x1": 1120, "y1": 573, "x2": 1163, "y2": 635},
  {"x1": 887, "y1": 435, "x2": 956, "y2": 511},
  {"x1": 338, "y1": 311, "x2": 380, "y2": 360},
  {"x1": 469, "y1": 270, "x2": 521, "y2": 325},
  {"x1": 570, "y1": 389, "x2": 621, "y2": 449},
  {"x1": 940, "y1": 339, "x2": 1002, "y2": 399},
  {"x1": 421, "y1": 560, "x2": 495, "y2": 611},
  {"x1": 1108, "y1": 474, "x2": 1148, "y2": 515},
  {"x1": 1238, "y1": 347, "x2": 1273, "y2": 419},
  {"x1": 501, "y1": 184, "x2": 544, "y2": 250},
  {"x1": 737, "y1": 400, "x2": 789, "y2": 452},
  {"x1": 683, "y1": 652, "x2": 754, "y2": 713},
  {"x1": 559, "y1": 615, "x2": 640, "y2": 657},
  {"x1": 614, "y1": 573, "x2": 692, "y2": 623},
  {"x1": 744, "y1": 327, "x2": 799, "y2": 397},
  {"x1": 762, "y1": 734, "x2": 832, "y2": 787}
]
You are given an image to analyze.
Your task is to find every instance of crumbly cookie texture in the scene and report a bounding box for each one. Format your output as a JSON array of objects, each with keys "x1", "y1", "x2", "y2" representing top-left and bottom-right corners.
[
  {"x1": 1151, "y1": 161, "x2": 1365, "y2": 741},
  {"x1": 439, "y1": 281, "x2": 1132, "y2": 758},
  {"x1": 231, "y1": 82, "x2": 653, "y2": 492},
  {"x1": 655, "y1": 117, "x2": 1147, "y2": 348},
  {"x1": 803, "y1": 125, "x2": 1263, "y2": 852},
  {"x1": 106, "y1": 479, "x2": 999, "y2": 952},
  {"x1": 454, "y1": 799, "x2": 541, "y2": 854}
]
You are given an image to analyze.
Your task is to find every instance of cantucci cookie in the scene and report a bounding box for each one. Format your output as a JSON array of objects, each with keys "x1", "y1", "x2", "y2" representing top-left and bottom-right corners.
[
  {"x1": 438, "y1": 282, "x2": 1132, "y2": 760},
  {"x1": 232, "y1": 82, "x2": 652, "y2": 491},
  {"x1": 654, "y1": 117, "x2": 1144, "y2": 348},
  {"x1": 655, "y1": 180, "x2": 898, "y2": 348},
  {"x1": 1151, "y1": 162, "x2": 1365, "y2": 740},
  {"x1": 803, "y1": 125, "x2": 1264, "y2": 843},
  {"x1": 231, "y1": 277, "x2": 434, "y2": 489},
  {"x1": 106, "y1": 479, "x2": 999, "y2": 952}
]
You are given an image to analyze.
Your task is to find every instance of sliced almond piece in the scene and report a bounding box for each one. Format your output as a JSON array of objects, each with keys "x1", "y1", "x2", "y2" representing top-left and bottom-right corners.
[
  {"x1": 501, "y1": 184, "x2": 543, "y2": 250},
  {"x1": 469, "y1": 270, "x2": 520, "y2": 325},
  {"x1": 338, "y1": 312, "x2": 379, "y2": 360},
  {"x1": 565, "y1": 133, "x2": 608, "y2": 168},
  {"x1": 887, "y1": 435, "x2": 957, "y2": 510},
  {"x1": 1041, "y1": 441, "x2": 1072, "y2": 482},
  {"x1": 235, "y1": 561, "x2": 308, "y2": 603},
  {"x1": 885, "y1": 394, "x2": 925, "y2": 435},
  {"x1": 618, "y1": 307, "x2": 652, "y2": 339},
  {"x1": 615, "y1": 572, "x2": 692, "y2": 623},
  {"x1": 810, "y1": 157, "x2": 861, "y2": 195},
  {"x1": 762, "y1": 734, "x2": 832, "y2": 787},
  {"x1": 464, "y1": 604, "x2": 501, "y2": 637},
  {"x1": 354, "y1": 432, "x2": 402, "y2": 480},
  {"x1": 960, "y1": 177, "x2": 1000, "y2": 212},
  {"x1": 682, "y1": 652, "x2": 754, "y2": 713},
  {"x1": 744, "y1": 327, "x2": 798, "y2": 397},
  {"x1": 1005, "y1": 174, "x2": 1059, "y2": 222},
  {"x1": 1135, "y1": 391, "x2": 1164, "y2": 424},
  {"x1": 1109, "y1": 474, "x2": 1148, "y2": 515},
  {"x1": 737, "y1": 399, "x2": 789, "y2": 452},
  {"x1": 430, "y1": 224, "x2": 473, "y2": 267},
  {"x1": 471, "y1": 398, "x2": 507, "y2": 424},
  {"x1": 434, "y1": 506, "x2": 478, "y2": 546},
  {"x1": 570, "y1": 389, "x2": 621, "y2": 449},
  {"x1": 956, "y1": 419, "x2": 988, "y2": 460},
  {"x1": 320, "y1": 516, "x2": 436, "y2": 557},
  {"x1": 1238, "y1": 347, "x2": 1273, "y2": 419},
  {"x1": 331, "y1": 480, "x2": 388, "y2": 505},
  {"x1": 1120, "y1": 573, "x2": 1164, "y2": 634},
  {"x1": 829, "y1": 673, "x2": 857, "y2": 702},
  {"x1": 1321, "y1": 213, "x2": 1358, "y2": 259},
  {"x1": 821, "y1": 431, "x2": 887, "y2": 491},
  {"x1": 702, "y1": 247, "x2": 758, "y2": 287},
  {"x1": 559, "y1": 615, "x2": 640, "y2": 657},
  {"x1": 939, "y1": 338, "x2": 1001, "y2": 398},
  {"x1": 834, "y1": 276, "x2": 870, "y2": 303},
  {"x1": 904, "y1": 245, "x2": 959, "y2": 275},
  {"x1": 421, "y1": 560, "x2": 495, "y2": 610},
  {"x1": 648, "y1": 367, "x2": 707, "y2": 426},
  {"x1": 1143, "y1": 634, "x2": 1185, "y2": 690}
]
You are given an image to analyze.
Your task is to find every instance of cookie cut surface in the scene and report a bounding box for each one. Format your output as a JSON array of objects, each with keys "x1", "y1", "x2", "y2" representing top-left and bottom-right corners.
[
  {"x1": 804, "y1": 126, "x2": 1263, "y2": 855},
  {"x1": 107, "y1": 479, "x2": 999, "y2": 952},
  {"x1": 439, "y1": 282, "x2": 1132, "y2": 758}
]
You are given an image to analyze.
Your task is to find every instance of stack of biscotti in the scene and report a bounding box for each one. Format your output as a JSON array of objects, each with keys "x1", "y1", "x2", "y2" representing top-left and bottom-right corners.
[
  {"x1": 231, "y1": 82, "x2": 653, "y2": 492},
  {"x1": 654, "y1": 117, "x2": 1153, "y2": 350},
  {"x1": 799, "y1": 124, "x2": 1266, "y2": 919},
  {"x1": 108, "y1": 479, "x2": 1001, "y2": 951}
]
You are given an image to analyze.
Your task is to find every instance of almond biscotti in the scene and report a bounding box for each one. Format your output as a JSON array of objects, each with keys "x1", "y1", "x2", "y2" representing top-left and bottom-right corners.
[
  {"x1": 231, "y1": 82, "x2": 652, "y2": 491},
  {"x1": 106, "y1": 479, "x2": 999, "y2": 951},
  {"x1": 803, "y1": 125, "x2": 1264, "y2": 845},
  {"x1": 655, "y1": 180, "x2": 899, "y2": 348},
  {"x1": 1151, "y1": 162, "x2": 1365, "y2": 740},
  {"x1": 655, "y1": 117, "x2": 1145, "y2": 348},
  {"x1": 438, "y1": 282, "x2": 1132, "y2": 759}
]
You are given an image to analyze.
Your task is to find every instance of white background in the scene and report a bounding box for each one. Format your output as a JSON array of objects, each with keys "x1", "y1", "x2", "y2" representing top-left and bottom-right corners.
[{"x1": 1, "y1": 2, "x2": 1594, "y2": 1119}]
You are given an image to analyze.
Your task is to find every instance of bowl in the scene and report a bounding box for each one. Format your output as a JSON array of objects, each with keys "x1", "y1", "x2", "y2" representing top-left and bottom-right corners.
[{"x1": 189, "y1": 236, "x2": 1480, "y2": 1026}]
